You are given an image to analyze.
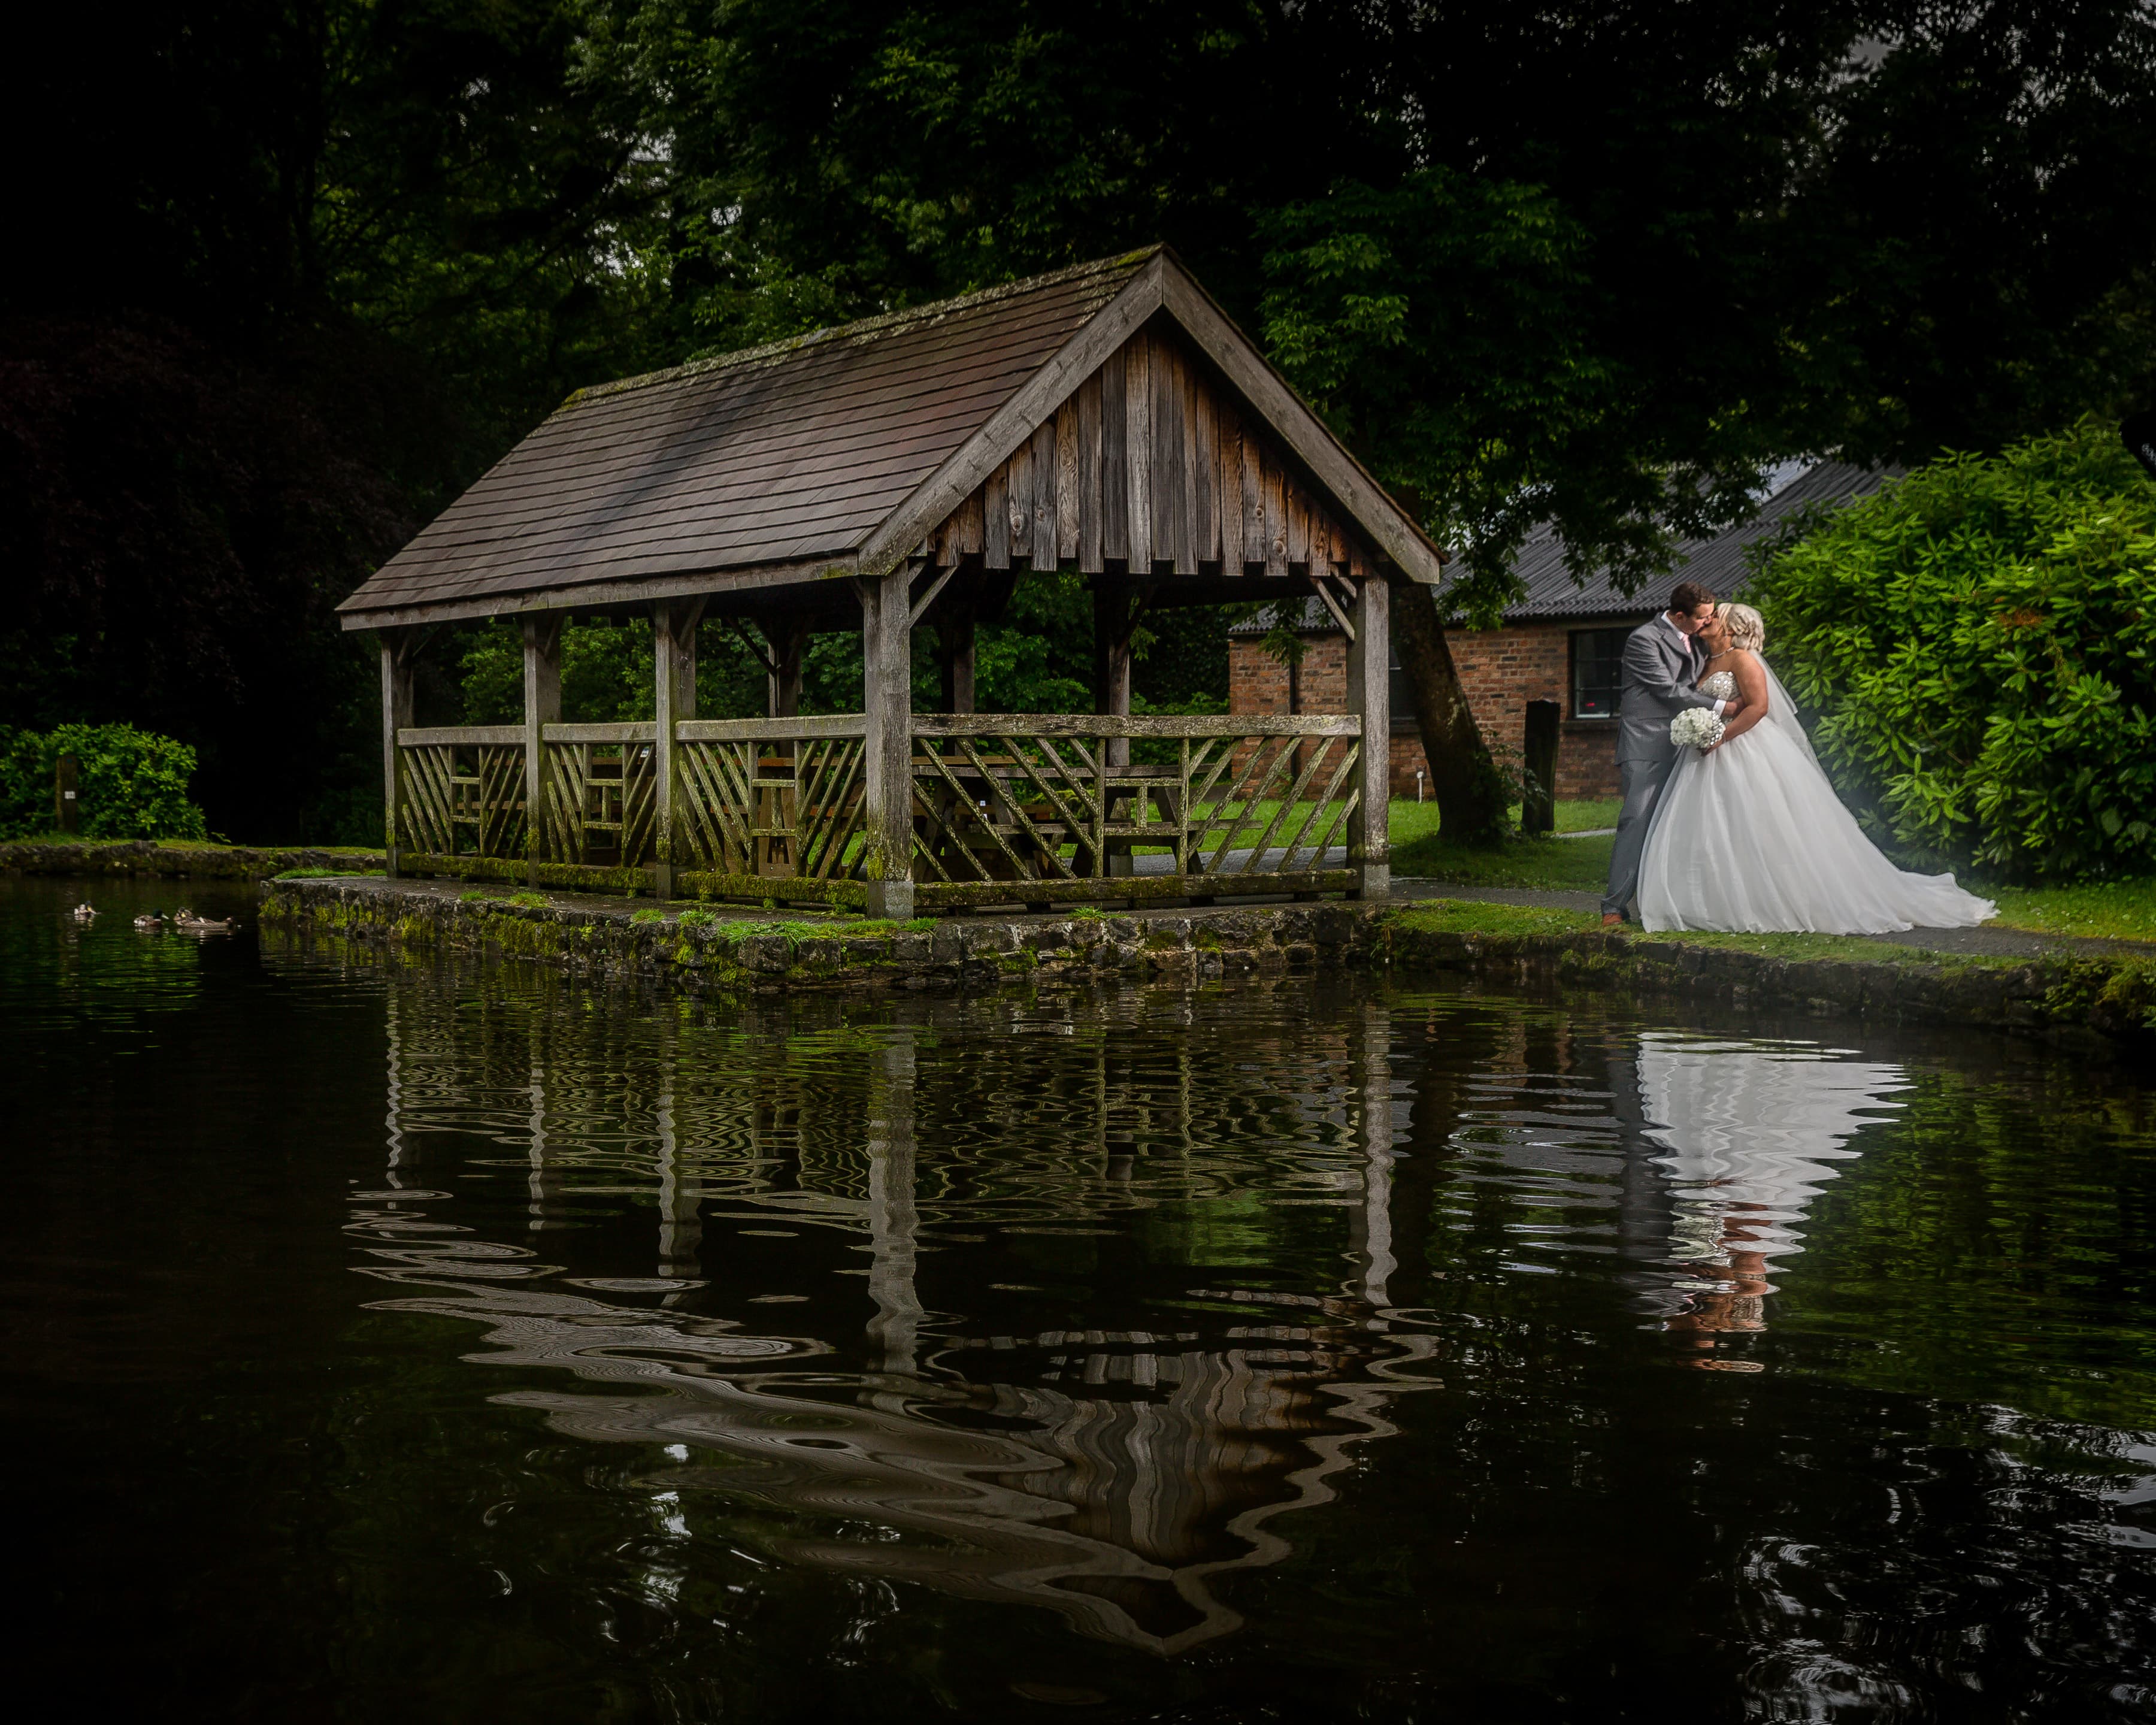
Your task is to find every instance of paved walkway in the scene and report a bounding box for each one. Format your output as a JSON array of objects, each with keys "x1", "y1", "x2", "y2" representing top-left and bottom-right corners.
[{"x1": 1394, "y1": 877, "x2": 2149, "y2": 962}]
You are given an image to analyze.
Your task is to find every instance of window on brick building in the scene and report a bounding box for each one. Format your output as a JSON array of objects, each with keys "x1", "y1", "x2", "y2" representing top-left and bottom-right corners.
[
  {"x1": 1570, "y1": 628, "x2": 1630, "y2": 718},
  {"x1": 1388, "y1": 647, "x2": 1417, "y2": 725}
]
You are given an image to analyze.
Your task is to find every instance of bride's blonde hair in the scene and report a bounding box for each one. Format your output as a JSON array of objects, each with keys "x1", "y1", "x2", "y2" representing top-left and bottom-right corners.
[{"x1": 1720, "y1": 603, "x2": 1765, "y2": 652}]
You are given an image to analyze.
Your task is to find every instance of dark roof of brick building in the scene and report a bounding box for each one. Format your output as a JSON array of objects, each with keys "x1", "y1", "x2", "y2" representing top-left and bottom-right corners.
[
  {"x1": 1230, "y1": 459, "x2": 1893, "y2": 636},
  {"x1": 1492, "y1": 460, "x2": 1892, "y2": 620}
]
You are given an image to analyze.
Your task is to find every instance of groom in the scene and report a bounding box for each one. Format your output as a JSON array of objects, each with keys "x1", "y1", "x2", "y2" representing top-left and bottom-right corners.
[{"x1": 1600, "y1": 581, "x2": 1735, "y2": 927}]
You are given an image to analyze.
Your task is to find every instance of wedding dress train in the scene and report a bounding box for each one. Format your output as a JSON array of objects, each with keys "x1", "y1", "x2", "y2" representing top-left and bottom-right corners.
[{"x1": 1636, "y1": 662, "x2": 1995, "y2": 934}]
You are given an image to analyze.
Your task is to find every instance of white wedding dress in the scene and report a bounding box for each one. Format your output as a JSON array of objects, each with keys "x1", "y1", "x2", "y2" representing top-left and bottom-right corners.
[{"x1": 1636, "y1": 661, "x2": 1995, "y2": 934}]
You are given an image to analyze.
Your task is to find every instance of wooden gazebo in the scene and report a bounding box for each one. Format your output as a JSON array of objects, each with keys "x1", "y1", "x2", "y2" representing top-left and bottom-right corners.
[{"x1": 338, "y1": 246, "x2": 1446, "y2": 916}]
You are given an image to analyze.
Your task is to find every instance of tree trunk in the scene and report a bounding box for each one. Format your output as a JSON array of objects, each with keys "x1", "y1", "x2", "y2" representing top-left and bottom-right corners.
[{"x1": 1389, "y1": 575, "x2": 1510, "y2": 845}]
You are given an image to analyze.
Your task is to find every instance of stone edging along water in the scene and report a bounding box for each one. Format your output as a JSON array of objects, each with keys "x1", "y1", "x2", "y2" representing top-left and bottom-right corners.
[
  {"x1": 2, "y1": 840, "x2": 387, "y2": 879},
  {"x1": 257, "y1": 877, "x2": 2155, "y2": 1051}
]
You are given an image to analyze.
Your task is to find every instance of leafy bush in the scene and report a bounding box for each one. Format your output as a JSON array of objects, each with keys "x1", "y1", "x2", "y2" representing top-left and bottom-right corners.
[
  {"x1": 0, "y1": 723, "x2": 211, "y2": 841},
  {"x1": 1756, "y1": 419, "x2": 2156, "y2": 880}
]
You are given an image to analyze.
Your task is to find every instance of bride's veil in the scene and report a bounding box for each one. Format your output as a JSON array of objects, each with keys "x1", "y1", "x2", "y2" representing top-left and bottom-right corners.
[{"x1": 1758, "y1": 656, "x2": 1822, "y2": 768}]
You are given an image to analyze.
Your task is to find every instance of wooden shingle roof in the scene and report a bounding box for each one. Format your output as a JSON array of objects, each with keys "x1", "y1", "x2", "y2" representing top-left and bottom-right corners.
[{"x1": 338, "y1": 247, "x2": 1445, "y2": 630}]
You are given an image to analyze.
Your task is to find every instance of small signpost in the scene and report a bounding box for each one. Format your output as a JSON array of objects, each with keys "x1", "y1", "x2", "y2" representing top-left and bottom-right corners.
[{"x1": 55, "y1": 753, "x2": 80, "y2": 836}]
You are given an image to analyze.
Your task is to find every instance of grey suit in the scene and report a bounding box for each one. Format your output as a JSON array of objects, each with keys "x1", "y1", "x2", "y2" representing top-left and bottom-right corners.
[{"x1": 1601, "y1": 618, "x2": 1718, "y2": 918}]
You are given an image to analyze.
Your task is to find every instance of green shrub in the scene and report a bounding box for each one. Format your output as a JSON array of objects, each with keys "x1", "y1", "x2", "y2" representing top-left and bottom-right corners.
[
  {"x1": 1756, "y1": 418, "x2": 2156, "y2": 880},
  {"x1": 0, "y1": 723, "x2": 211, "y2": 842},
  {"x1": 629, "y1": 907, "x2": 665, "y2": 924},
  {"x1": 508, "y1": 891, "x2": 549, "y2": 909}
]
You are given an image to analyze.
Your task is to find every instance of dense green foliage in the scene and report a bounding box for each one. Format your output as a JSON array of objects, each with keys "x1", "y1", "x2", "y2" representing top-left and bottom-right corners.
[
  {"x1": 7, "y1": 1, "x2": 2154, "y2": 841},
  {"x1": 1757, "y1": 420, "x2": 2156, "y2": 880},
  {"x1": 0, "y1": 724, "x2": 210, "y2": 842}
]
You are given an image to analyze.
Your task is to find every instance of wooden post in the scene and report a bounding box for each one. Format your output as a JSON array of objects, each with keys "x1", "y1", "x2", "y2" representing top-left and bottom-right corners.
[
  {"x1": 865, "y1": 1027, "x2": 920, "y2": 1383},
  {"x1": 650, "y1": 598, "x2": 703, "y2": 900},
  {"x1": 54, "y1": 753, "x2": 79, "y2": 835},
  {"x1": 1348, "y1": 1000, "x2": 1397, "y2": 1309},
  {"x1": 767, "y1": 618, "x2": 808, "y2": 719},
  {"x1": 1522, "y1": 699, "x2": 1561, "y2": 836},
  {"x1": 379, "y1": 629, "x2": 422, "y2": 877},
  {"x1": 1346, "y1": 576, "x2": 1391, "y2": 900},
  {"x1": 521, "y1": 615, "x2": 562, "y2": 887},
  {"x1": 1091, "y1": 576, "x2": 1133, "y2": 767},
  {"x1": 861, "y1": 567, "x2": 917, "y2": 919},
  {"x1": 937, "y1": 603, "x2": 976, "y2": 714},
  {"x1": 1092, "y1": 576, "x2": 1135, "y2": 878}
]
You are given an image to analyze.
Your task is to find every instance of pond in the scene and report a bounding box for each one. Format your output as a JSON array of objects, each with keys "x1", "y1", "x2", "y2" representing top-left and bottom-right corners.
[{"x1": 7, "y1": 874, "x2": 2155, "y2": 1722}]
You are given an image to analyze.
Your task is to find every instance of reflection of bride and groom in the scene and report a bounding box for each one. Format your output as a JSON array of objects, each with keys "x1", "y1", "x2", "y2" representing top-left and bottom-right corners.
[
  {"x1": 1628, "y1": 1033, "x2": 1908, "y2": 1364},
  {"x1": 1601, "y1": 580, "x2": 1994, "y2": 934}
]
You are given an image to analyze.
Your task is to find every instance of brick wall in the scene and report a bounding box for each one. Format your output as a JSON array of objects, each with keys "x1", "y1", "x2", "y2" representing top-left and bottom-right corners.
[{"x1": 1229, "y1": 621, "x2": 1635, "y2": 804}]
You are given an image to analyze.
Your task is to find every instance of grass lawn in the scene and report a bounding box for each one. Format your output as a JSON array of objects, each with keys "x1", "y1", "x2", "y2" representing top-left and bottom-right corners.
[
  {"x1": 1983, "y1": 877, "x2": 2156, "y2": 945},
  {"x1": 1391, "y1": 797, "x2": 1615, "y2": 892}
]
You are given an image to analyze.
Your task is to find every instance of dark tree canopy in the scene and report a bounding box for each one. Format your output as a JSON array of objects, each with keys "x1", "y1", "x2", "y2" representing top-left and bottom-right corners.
[{"x1": 5, "y1": 0, "x2": 2152, "y2": 838}]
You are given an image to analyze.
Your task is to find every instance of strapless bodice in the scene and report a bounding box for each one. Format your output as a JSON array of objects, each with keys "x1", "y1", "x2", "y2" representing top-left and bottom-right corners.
[{"x1": 1700, "y1": 671, "x2": 1737, "y2": 700}]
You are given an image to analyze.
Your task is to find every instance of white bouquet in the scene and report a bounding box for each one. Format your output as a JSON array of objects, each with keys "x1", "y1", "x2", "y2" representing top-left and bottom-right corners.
[{"x1": 1670, "y1": 707, "x2": 1725, "y2": 752}]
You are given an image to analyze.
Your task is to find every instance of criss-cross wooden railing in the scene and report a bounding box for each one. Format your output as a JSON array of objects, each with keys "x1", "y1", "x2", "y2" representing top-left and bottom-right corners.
[
  {"x1": 671, "y1": 716, "x2": 869, "y2": 903},
  {"x1": 393, "y1": 713, "x2": 1365, "y2": 907},
  {"x1": 908, "y1": 715, "x2": 1361, "y2": 908},
  {"x1": 538, "y1": 724, "x2": 658, "y2": 871},
  {"x1": 395, "y1": 727, "x2": 527, "y2": 862}
]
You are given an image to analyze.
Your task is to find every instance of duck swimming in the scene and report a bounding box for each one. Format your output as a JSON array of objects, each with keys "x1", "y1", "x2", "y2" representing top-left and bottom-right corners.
[
  {"x1": 173, "y1": 908, "x2": 238, "y2": 932},
  {"x1": 133, "y1": 910, "x2": 166, "y2": 929},
  {"x1": 71, "y1": 903, "x2": 97, "y2": 921}
]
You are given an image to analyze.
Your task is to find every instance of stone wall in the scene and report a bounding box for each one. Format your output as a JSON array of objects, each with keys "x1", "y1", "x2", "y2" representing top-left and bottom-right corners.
[
  {"x1": 259, "y1": 878, "x2": 1387, "y2": 995},
  {"x1": 253, "y1": 878, "x2": 2155, "y2": 1054}
]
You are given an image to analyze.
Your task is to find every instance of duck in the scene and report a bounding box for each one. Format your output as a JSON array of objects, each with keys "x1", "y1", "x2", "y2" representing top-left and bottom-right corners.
[
  {"x1": 134, "y1": 910, "x2": 166, "y2": 929},
  {"x1": 71, "y1": 903, "x2": 97, "y2": 921},
  {"x1": 174, "y1": 907, "x2": 238, "y2": 932}
]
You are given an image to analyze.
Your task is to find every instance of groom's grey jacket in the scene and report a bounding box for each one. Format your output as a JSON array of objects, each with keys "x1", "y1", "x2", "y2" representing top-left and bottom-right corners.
[{"x1": 1615, "y1": 619, "x2": 1715, "y2": 764}]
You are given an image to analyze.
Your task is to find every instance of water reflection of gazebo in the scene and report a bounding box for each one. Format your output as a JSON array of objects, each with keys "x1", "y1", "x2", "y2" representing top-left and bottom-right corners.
[
  {"x1": 359, "y1": 976, "x2": 1416, "y2": 1652},
  {"x1": 337, "y1": 247, "x2": 1446, "y2": 915}
]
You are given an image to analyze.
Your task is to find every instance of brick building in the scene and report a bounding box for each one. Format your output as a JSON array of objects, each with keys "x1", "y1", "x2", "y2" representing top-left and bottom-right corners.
[{"x1": 1229, "y1": 461, "x2": 1889, "y2": 803}]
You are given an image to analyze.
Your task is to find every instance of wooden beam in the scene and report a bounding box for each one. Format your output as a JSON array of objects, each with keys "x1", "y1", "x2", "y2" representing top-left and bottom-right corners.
[
  {"x1": 1345, "y1": 577, "x2": 1391, "y2": 900},
  {"x1": 1309, "y1": 570, "x2": 1355, "y2": 641},
  {"x1": 521, "y1": 615, "x2": 564, "y2": 886},
  {"x1": 860, "y1": 567, "x2": 916, "y2": 919},
  {"x1": 907, "y1": 561, "x2": 958, "y2": 628},
  {"x1": 912, "y1": 712, "x2": 1359, "y2": 738},
  {"x1": 339, "y1": 553, "x2": 856, "y2": 632}
]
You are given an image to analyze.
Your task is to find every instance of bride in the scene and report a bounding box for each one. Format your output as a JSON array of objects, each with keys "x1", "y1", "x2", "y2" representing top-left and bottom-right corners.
[{"x1": 1636, "y1": 604, "x2": 1995, "y2": 934}]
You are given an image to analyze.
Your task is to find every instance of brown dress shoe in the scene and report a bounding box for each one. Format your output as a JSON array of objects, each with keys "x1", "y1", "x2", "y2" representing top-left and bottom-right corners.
[{"x1": 1601, "y1": 912, "x2": 1624, "y2": 928}]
